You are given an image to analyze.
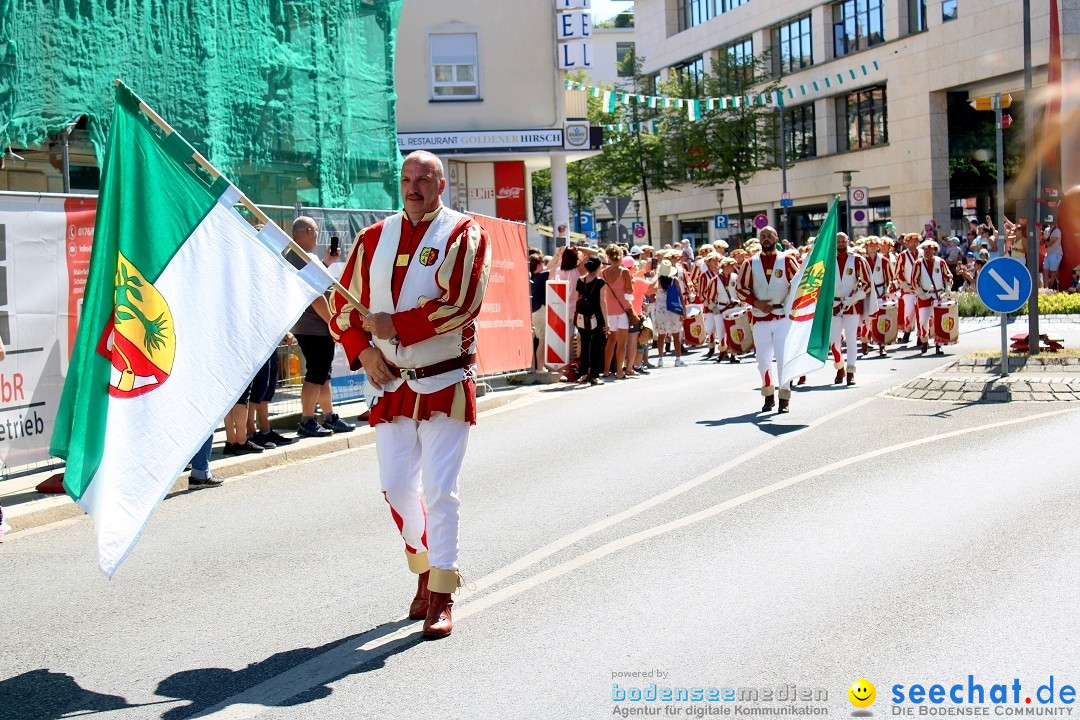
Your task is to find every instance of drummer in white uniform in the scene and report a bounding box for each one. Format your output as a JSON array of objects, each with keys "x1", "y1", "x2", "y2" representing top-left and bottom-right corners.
[
  {"x1": 912, "y1": 239, "x2": 954, "y2": 355},
  {"x1": 895, "y1": 233, "x2": 921, "y2": 345},
  {"x1": 862, "y1": 236, "x2": 896, "y2": 357},
  {"x1": 830, "y1": 232, "x2": 872, "y2": 386}
]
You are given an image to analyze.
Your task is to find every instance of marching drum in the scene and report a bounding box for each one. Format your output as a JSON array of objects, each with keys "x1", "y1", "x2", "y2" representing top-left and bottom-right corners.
[
  {"x1": 932, "y1": 299, "x2": 959, "y2": 345},
  {"x1": 870, "y1": 300, "x2": 899, "y2": 345},
  {"x1": 722, "y1": 306, "x2": 755, "y2": 354},
  {"x1": 683, "y1": 304, "x2": 705, "y2": 346}
]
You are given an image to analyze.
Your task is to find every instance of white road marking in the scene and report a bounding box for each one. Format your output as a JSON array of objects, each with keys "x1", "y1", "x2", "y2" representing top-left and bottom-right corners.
[
  {"x1": 187, "y1": 395, "x2": 879, "y2": 719},
  {"x1": 190, "y1": 404, "x2": 1075, "y2": 719},
  {"x1": 462, "y1": 395, "x2": 877, "y2": 596}
]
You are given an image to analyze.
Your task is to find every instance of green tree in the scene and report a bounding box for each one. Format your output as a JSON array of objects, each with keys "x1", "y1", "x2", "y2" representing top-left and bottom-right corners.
[
  {"x1": 661, "y1": 48, "x2": 783, "y2": 244},
  {"x1": 587, "y1": 50, "x2": 679, "y2": 242},
  {"x1": 530, "y1": 159, "x2": 605, "y2": 232}
]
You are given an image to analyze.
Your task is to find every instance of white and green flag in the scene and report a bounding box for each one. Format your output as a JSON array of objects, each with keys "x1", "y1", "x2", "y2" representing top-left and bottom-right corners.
[
  {"x1": 779, "y1": 197, "x2": 840, "y2": 388},
  {"x1": 50, "y1": 83, "x2": 334, "y2": 577}
]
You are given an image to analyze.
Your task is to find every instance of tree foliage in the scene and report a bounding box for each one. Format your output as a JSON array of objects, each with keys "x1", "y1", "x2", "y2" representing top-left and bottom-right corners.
[{"x1": 660, "y1": 48, "x2": 783, "y2": 243}]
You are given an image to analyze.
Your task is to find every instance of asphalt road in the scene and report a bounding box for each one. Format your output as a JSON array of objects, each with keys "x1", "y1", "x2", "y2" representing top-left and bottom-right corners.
[{"x1": 3, "y1": 324, "x2": 1079, "y2": 720}]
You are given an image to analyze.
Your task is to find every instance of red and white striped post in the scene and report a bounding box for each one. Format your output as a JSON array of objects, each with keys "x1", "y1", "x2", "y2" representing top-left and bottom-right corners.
[{"x1": 545, "y1": 280, "x2": 570, "y2": 368}]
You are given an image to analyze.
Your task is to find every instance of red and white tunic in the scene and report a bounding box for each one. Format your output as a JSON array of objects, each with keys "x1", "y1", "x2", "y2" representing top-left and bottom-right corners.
[
  {"x1": 912, "y1": 256, "x2": 953, "y2": 307},
  {"x1": 895, "y1": 249, "x2": 919, "y2": 294},
  {"x1": 698, "y1": 270, "x2": 736, "y2": 312},
  {"x1": 736, "y1": 252, "x2": 801, "y2": 322},
  {"x1": 330, "y1": 206, "x2": 490, "y2": 425},
  {"x1": 833, "y1": 252, "x2": 872, "y2": 316},
  {"x1": 867, "y1": 252, "x2": 895, "y2": 302}
]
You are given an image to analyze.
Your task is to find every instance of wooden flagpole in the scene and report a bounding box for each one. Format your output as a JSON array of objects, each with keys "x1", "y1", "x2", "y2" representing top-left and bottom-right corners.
[{"x1": 112, "y1": 79, "x2": 370, "y2": 317}]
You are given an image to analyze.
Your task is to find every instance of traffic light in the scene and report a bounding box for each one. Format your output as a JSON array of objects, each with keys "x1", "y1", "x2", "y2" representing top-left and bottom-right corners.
[{"x1": 969, "y1": 93, "x2": 1013, "y2": 111}]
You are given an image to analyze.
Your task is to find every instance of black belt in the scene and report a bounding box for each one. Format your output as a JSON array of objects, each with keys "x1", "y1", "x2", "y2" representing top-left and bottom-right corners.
[{"x1": 393, "y1": 353, "x2": 476, "y2": 381}]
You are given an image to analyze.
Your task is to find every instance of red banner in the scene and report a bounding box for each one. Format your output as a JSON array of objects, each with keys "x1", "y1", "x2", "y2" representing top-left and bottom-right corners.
[
  {"x1": 64, "y1": 197, "x2": 96, "y2": 354},
  {"x1": 470, "y1": 213, "x2": 532, "y2": 375},
  {"x1": 494, "y1": 161, "x2": 526, "y2": 222}
]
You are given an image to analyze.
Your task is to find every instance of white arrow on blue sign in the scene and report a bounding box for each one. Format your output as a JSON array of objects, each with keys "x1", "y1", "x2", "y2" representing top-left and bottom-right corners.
[{"x1": 976, "y1": 257, "x2": 1032, "y2": 314}]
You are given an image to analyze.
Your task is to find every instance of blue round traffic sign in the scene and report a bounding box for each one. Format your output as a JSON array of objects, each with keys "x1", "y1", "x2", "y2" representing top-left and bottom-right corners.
[
  {"x1": 753, "y1": 213, "x2": 769, "y2": 230},
  {"x1": 976, "y1": 257, "x2": 1032, "y2": 314}
]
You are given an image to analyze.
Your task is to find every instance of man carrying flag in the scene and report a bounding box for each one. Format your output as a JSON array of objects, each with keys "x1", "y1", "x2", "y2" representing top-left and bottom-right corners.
[
  {"x1": 736, "y1": 226, "x2": 801, "y2": 413},
  {"x1": 330, "y1": 150, "x2": 490, "y2": 639},
  {"x1": 50, "y1": 82, "x2": 335, "y2": 577},
  {"x1": 779, "y1": 198, "x2": 841, "y2": 394}
]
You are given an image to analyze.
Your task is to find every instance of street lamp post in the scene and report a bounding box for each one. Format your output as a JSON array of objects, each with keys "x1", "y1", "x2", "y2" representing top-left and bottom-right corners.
[
  {"x1": 775, "y1": 106, "x2": 789, "y2": 242},
  {"x1": 716, "y1": 189, "x2": 725, "y2": 244},
  {"x1": 836, "y1": 170, "x2": 856, "y2": 235}
]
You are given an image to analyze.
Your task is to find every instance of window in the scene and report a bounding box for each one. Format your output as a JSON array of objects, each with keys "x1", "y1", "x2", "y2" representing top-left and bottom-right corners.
[
  {"x1": 839, "y1": 85, "x2": 888, "y2": 151},
  {"x1": 676, "y1": 0, "x2": 714, "y2": 31},
  {"x1": 646, "y1": 72, "x2": 662, "y2": 96},
  {"x1": 719, "y1": 0, "x2": 751, "y2": 12},
  {"x1": 673, "y1": 56, "x2": 705, "y2": 96},
  {"x1": 908, "y1": 0, "x2": 927, "y2": 32},
  {"x1": 429, "y1": 33, "x2": 478, "y2": 100},
  {"x1": 832, "y1": 0, "x2": 885, "y2": 57},
  {"x1": 942, "y1": 0, "x2": 958, "y2": 22},
  {"x1": 774, "y1": 15, "x2": 813, "y2": 75},
  {"x1": 782, "y1": 103, "x2": 816, "y2": 159},
  {"x1": 617, "y1": 42, "x2": 634, "y2": 77},
  {"x1": 723, "y1": 37, "x2": 754, "y2": 84}
]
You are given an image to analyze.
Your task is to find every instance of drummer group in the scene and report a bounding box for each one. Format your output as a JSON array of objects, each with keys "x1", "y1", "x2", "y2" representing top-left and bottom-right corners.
[
  {"x1": 543, "y1": 226, "x2": 957, "y2": 413},
  {"x1": 643, "y1": 227, "x2": 958, "y2": 413}
]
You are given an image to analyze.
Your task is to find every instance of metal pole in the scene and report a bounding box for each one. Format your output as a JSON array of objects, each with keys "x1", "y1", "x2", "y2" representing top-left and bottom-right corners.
[
  {"x1": 845, "y1": 180, "x2": 852, "y2": 236},
  {"x1": 1024, "y1": 0, "x2": 1040, "y2": 354},
  {"x1": 61, "y1": 126, "x2": 71, "y2": 194},
  {"x1": 779, "y1": 107, "x2": 789, "y2": 242},
  {"x1": 996, "y1": 93, "x2": 1009, "y2": 376}
]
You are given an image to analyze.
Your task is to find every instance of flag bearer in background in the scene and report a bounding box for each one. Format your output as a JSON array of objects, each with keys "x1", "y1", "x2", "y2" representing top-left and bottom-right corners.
[{"x1": 736, "y1": 226, "x2": 800, "y2": 414}]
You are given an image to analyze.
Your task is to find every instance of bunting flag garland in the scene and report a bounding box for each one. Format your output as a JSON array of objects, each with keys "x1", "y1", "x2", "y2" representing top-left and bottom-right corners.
[{"x1": 566, "y1": 59, "x2": 881, "y2": 119}]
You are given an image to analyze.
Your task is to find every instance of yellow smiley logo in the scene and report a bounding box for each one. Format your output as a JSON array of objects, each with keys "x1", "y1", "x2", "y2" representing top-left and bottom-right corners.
[{"x1": 848, "y1": 679, "x2": 876, "y2": 709}]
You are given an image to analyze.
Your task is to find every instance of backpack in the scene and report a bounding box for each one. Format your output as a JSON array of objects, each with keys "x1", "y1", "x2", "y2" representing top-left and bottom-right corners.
[{"x1": 666, "y1": 283, "x2": 684, "y2": 315}]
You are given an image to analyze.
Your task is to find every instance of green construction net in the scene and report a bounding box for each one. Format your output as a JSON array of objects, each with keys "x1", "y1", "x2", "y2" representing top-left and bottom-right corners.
[{"x1": 0, "y1": 0, "x2": 403, "y2": 209}]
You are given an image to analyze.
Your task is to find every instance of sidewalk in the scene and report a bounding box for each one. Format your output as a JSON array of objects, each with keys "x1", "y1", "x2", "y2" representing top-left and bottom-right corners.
[{"x1": 0, "y1": 385, "x2": 538, "y2": 536}]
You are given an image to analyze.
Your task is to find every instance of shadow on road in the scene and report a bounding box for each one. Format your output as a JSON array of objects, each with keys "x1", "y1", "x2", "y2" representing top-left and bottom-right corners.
[
  {"x1": 157, "y1": 618, "x2": 421, "y2": 719},
  {"x1": 0, "y1": 668, "x2": 164, "y2": 720},
  {"x1": 696, "y1": 412, "x2": 808, "y2": 436}
]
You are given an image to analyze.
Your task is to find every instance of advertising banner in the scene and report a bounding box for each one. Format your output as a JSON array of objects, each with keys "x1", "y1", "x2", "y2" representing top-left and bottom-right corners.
[
  {"x1": 494, "y1": 161, "x2": 527, "y2": 222},
  {"x1": 470, "y1": 213, "x2": 532, "y2": 375},
  {"x1": 0, "y1": 193, "x2": 95, "y2": 468}
]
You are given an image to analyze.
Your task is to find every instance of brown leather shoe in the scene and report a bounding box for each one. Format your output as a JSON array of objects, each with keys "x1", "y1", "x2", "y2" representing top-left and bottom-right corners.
[
  {"x1": 834, "y1": 368, "x2": 845, "y2": 385},
  {"x1": 846, "y1": 371, "x2": 856, "y2": 386},
  {"x1": 423, "y1": 591, "x2": 454, "y2": 638},
  {"x1": 408, "y1": 571, "x2": 429, "y2": 620}
]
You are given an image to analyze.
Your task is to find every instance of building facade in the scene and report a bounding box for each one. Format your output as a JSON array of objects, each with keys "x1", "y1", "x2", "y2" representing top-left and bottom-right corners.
[
  {"x1": 634, "y1": 0, "x2": 1074, "y2": 246},
  {"x1": 395, "y1": 0, "x2": 604, "y2": 248}
]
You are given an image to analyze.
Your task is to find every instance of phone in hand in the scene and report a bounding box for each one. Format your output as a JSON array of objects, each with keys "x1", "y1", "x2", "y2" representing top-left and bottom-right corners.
[{"x1": 329, "y1": 236, "x2": 340, "y2": 257}]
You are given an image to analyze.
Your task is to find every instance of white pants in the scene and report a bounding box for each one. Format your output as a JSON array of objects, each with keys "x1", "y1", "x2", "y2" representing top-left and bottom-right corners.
[
  {"x1": 830, "y1": 313, "x2": 861, "y2": 372},
  {"x1": 375, "y1": 414, "x2": 470, "y2": 572},
  {"x1": 704, "y1": 312, "x2": 724, "y2": 345},
  {"x1": 900, "y1": 292, "x2": 917, "y2": 333},
  {"x1": 752, "y1": 318, "x2": 791, "y2": 398},
  {"x1": 917, "y1": 303, "x2": 934, "y2": 344}
]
